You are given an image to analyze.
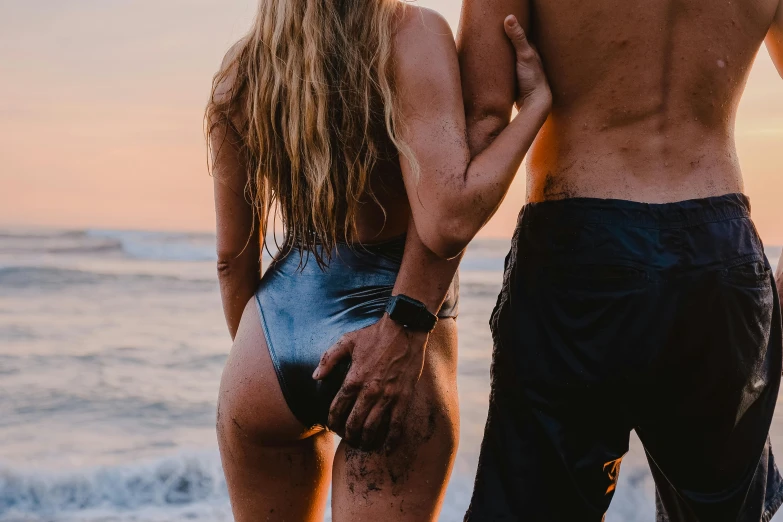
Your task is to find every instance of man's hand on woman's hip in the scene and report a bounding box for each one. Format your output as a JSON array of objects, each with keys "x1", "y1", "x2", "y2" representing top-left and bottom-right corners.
[{"x1": 313, "y1": 315, "x2": 428, "y2": 452}]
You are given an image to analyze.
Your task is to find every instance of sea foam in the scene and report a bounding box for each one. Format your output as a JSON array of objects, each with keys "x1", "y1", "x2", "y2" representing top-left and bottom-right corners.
[{"x1": 0, "y1": 452, "x2": 227, "y2": 520}]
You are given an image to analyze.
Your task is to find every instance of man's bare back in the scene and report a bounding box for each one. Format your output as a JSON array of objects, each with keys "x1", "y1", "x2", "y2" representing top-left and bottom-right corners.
[{"x1": 459, "y1": 0, "x2": 783, "y2": 203}]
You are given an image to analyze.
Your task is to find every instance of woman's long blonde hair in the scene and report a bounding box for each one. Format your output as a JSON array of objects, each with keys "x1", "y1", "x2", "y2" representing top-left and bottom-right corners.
[{"x1": 206, "y1": 0, "x2": 413, "y2": 265}]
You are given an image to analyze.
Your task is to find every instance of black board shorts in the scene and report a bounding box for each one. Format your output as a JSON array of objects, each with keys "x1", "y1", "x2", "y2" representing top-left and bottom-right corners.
[{"x1": 465, "y1": 194, "x2": 783, "y2": 521}]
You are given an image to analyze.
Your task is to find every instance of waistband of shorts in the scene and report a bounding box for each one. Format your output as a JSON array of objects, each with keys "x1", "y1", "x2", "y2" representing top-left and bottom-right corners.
[{"x1": 518, "y1": 193, "x2": 751, "y2": 230}]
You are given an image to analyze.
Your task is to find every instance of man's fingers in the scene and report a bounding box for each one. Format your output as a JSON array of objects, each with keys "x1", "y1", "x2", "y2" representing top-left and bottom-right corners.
[
  {"x1": 327, "y1": 379, "x2": 360, "y2": 436},
  {"x1": 344, "y1": 387, "x2": 382, "y2": 446},
  {"x1": 313, "y1": 335, "x2": 353, "y2": 380},
  {"x1": 360, "y1": 398, "x2": 394, "y2": 450},
  {"x1": 384, "y1": 393, "x2": 413, "y2": 454},
  {"x1": 504, "y1": 15, "x2": 533, "y2": 60}
]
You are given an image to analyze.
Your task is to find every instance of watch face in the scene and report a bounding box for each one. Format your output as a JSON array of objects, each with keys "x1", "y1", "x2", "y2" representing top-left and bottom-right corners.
[{"x1": 388, "y1": 295, "x2": 437, "y2": 332}]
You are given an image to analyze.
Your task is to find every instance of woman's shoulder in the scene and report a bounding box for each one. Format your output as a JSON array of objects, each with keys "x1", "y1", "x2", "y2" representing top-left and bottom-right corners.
[
  {"x1": 211, "y1": 37, "x2": 248, "y2": 106},
  {"x1": 395, "y1": 5, "x2": 455, "y2": 55},
  {"x1": 393, "y1": 6, "x2": 460, "y2": 99},
  {"x1": 208, "y1": 37, "x2": 250, "y2": 131}
]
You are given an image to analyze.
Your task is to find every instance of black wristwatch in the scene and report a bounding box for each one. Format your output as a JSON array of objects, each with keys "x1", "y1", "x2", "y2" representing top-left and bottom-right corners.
[{"x1": 385, "y1": 294, "x2": 438, "y2": 333}]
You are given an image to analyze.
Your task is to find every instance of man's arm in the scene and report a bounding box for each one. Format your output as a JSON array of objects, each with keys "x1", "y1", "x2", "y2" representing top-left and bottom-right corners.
[
  {"x1": 776, "y1": 251, "x2": 782, "y2": 303},
  {"x1": 765, "y1": 6, "x2": 783, "y2": 310},
  {"x1": 766, "y1": 0, "x2": 783, "y2": 77},
  {"x1": 458, "y1": 0, "x2": 530, "y2": 156}
]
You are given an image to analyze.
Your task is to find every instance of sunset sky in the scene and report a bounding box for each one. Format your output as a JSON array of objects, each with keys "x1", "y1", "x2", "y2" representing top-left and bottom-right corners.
[{"x1": 1, "y1": 0, "x2": 781, "y2": 242}]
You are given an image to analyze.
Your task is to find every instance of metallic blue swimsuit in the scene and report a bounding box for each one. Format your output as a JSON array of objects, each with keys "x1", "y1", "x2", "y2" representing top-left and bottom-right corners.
[{"x1": 254, "y1": 236, "x2": 459, "y2": 429}]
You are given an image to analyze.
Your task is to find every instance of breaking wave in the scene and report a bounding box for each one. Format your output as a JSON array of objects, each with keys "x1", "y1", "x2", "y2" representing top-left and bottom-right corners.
[{"x1": 0, "y1": 452, "x2": 228, "y2": 519}]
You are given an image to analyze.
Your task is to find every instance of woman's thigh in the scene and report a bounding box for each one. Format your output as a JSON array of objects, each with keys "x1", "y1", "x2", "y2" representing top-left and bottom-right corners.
[
  {"x1": 331, "y1": 319, "x2": 460, "y2": 521},
  {"x1": 217, "y1": 299, "x2": 335, "y2": 522}
]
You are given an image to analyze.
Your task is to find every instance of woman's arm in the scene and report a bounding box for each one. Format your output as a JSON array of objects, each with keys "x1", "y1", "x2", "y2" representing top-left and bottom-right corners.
[
  {"x1": 396, "y1": 10, "x2": 550, "y2": 259},
  {"x1": 210, "y1": 52, "x2": 261, "y2": 340}
]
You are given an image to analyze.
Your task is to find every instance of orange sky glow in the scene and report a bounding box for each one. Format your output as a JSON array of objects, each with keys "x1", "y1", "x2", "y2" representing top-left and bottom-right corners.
[{"x1": 1, "y1": 1, "x2": 781, "y2": 243}]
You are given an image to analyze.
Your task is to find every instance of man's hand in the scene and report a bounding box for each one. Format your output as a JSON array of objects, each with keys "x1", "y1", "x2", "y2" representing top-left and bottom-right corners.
[{"x1": 313, "y1": 315, "x2": 428, "y2": 452}]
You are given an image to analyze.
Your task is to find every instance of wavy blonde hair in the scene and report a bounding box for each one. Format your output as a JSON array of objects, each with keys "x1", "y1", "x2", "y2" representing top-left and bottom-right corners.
[{"x1": 206, "y1": 0, "x2": 414, "y2": 265}]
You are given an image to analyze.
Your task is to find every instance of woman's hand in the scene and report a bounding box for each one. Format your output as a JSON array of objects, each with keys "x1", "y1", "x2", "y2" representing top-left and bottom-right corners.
[
  {"x1": 313, "y1": 316, "x2": 428, "y2": 452},
  {"x1": 504, "y1": 15, "x2": 551, "y2": 111}
]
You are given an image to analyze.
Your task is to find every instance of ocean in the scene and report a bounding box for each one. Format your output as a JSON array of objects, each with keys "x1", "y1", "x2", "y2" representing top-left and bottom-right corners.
[{"x1": 0, "y1": 229, "x2": 781, "y2": 522}]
